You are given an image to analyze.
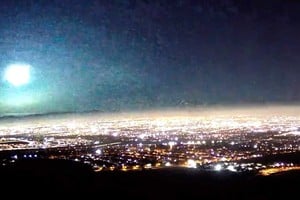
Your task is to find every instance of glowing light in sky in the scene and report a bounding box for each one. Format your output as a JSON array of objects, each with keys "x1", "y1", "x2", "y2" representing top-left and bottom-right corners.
[{"x1": 4, "y1": 63, "x2": 31, "y2": 86}]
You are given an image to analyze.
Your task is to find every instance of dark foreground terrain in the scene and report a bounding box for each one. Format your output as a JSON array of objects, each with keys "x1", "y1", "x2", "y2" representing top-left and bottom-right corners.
[{"x1": 0, "y1": 159, "x2": 299, "y2": 199}]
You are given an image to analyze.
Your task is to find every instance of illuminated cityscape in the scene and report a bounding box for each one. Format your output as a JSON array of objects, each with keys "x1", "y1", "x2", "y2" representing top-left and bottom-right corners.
[
  {"x1": 1, "y1": 107, "x2": 299, "y2": 176},
  {"x1": 0, "y1": 0, "x2": 299, "y2": 198}
]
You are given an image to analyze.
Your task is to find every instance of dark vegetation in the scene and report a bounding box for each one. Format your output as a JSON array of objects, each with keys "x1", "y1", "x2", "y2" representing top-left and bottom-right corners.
[{"x1": 0, "y1": 158, "x2": 299, "y2": 199}]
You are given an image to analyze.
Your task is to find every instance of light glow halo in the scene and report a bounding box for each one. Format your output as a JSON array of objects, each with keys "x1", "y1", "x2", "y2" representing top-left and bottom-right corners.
[{"x1": 4, "y1": 63, "x2": 31, "y2": 86}]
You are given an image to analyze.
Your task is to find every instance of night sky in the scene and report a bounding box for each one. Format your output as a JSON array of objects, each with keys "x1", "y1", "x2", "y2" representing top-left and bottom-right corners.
[{"x1": 0, "y1": 0, "x2": 299, "y2": 115}]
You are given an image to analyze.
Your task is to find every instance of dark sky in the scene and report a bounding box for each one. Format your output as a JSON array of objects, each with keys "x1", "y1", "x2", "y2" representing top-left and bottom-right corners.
[{"x1": 0, "y1": 0, "x2": 299, "y2": 115}]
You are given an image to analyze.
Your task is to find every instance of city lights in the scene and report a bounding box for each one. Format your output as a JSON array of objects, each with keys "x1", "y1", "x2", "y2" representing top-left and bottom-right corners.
[
  {"x1": 0, "y1": 109, "x2": 299, "y2": 174},
  {"x1": 214, "y1": 164, "x2": 222, "y2": 171}
]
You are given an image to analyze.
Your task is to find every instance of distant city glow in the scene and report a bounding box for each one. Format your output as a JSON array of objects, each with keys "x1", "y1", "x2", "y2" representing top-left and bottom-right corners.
[
  {"x1": 4, "y1": 63, "x2": 31, "y2": 86},
  {"x1": 227, "y1": 165, "x2": 237, "y2": 172},
  {"x1": 187, "y1": 159, "x2": 197, "y2": 168},
  {"x1": 214, "y1": 164, "x2": 222, "y2": 171},
  {"x1": 95, "y1": 149, "x2": 101, "y2": 154},
  {"x1": 0, "y1": 107, "x2": 299, "y2": 174}
]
